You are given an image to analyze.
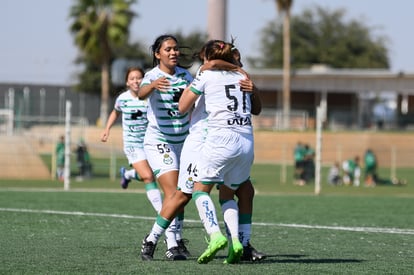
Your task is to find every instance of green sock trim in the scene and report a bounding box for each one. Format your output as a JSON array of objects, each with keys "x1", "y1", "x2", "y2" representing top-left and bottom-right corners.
[
  {"x1": 177, "y1": 212, "x2": 184, "y2": 221},
  {"x1": 156, "y1": 215, "x2": 171, "y2": 229},
  {"x1": 144, "y1": 182, "x2": 158, "y2": 191},
  {"x1": 239, "y1": 213, "x2": 252, "y2": 224},
  {"x1": 193, "y1": 190, "x2": 209, "y2": 200}
]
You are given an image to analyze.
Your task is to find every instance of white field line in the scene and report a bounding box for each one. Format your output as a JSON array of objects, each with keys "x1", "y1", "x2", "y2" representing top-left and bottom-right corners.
[{"x1": 1, "y1": 207, "x2": 414, "y2": 235}]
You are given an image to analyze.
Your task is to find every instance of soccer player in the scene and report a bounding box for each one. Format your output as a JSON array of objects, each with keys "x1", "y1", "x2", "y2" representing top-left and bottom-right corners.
[
  {"x1": 101, "y1": 67, "x2": 163, "y2": 214},
  {"x1": 180, "y1": 40, "x2": 256, "y2": 264},
  {"x1": 137, "y1": 35, "x2": 193, "y2": 260},
  {"x1": 202, "y1": 45, "x2": 266, "y2": 262},
  {"x1": 141, "y1": 41, "x2": 265, "y2": 263},
  {"x1": 225, "y1": 46, "x2": 266, "y2": 262},
  {"x1": 141, "y1": 40, "x2": 256, "y2": 264}
]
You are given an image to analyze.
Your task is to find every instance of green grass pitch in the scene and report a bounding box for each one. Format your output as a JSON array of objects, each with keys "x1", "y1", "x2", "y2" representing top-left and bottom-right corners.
[{"x1": 0, "y1": 163, "x2": 413, "y2": 274}]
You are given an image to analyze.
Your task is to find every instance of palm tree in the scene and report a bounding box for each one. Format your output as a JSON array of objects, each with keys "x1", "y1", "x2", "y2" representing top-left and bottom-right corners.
[
  {"x1": 275, "y1": 0, "x2": 293, "y2": 129},
  {"x1": 69, "y1": 0, "x2": 136, "y2": 126}
]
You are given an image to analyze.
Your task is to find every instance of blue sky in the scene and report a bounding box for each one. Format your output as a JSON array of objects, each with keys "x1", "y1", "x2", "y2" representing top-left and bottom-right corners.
[{"x1": 0, "y1": 0, "x2": 412, "y2": 85}]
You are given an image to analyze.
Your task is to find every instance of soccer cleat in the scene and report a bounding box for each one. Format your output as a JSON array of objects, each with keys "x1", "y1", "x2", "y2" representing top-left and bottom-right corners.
[
  {"x1": 165, "y1": 246, "x2": 187, "y2": 261},
  {"x1": 120, "y1": 167, "x2": 131, "y2": 189},
  {"x1": 223, "y1": 239, "x2": 243, "y2": 264},
  {"x1": 241, "y1": 242, "x2": 267, "y2": 262},
  {"x1": 141, "y1": 236, "x2": 156, "y2": 261},
  {"x1": 197, "y1": 233, "x2": 228, "y2": 264},
  {"x1": 177, "y1": 239, "x2": 191, "y2": 257}
]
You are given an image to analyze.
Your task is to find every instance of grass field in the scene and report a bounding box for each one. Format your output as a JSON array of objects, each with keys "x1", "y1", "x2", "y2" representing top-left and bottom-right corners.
[{"x1": 1, "y1": 163, "x2": 413, "y2": 274}]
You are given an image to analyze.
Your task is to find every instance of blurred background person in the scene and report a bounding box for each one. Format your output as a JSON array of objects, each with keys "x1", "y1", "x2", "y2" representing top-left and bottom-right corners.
[
  {"x1": 74, "y1": 139, "x2": 92, "y2": 181},
  {"x1": 342, "y1": 156, "x2": 361, "y2": 186},
  {"x1": 328, "y1": 161, "x2": 341, "y2": 185}
]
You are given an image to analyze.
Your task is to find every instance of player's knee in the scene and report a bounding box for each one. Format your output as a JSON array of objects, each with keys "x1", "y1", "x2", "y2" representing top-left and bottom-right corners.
[
  {"x1": 141, "y1": 173, "x2": 155, "y2": 182},
  {"x1": 176, "y1": 191, "x2": 191, "y2": 205}
]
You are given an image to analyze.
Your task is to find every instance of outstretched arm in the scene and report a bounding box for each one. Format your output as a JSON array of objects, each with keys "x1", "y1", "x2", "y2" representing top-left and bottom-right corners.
[{"x1": 101, "y1": 110, "x2": 120, "y2": 142}]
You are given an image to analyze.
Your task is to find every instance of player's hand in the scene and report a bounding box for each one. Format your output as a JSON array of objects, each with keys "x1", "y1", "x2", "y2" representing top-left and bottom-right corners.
[
  {"x1": 240, "y1": 78, "x2": 255, "y2": 93},
  {"x1": 153, "y1": 77, "x2": 170, "y2": 92},
  {"x1": 101, "y1": 131, "x2": 109, "y2": 142}
]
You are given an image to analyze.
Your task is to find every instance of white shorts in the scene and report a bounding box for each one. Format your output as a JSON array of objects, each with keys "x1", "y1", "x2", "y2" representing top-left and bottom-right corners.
[
  {"x1": 197, "y1": 130, "x2": 254, "y2": 191},
  {"x1": 124, "y1": 144, "x2": 147, "y2": 165},
  {"x1": 177, "y1": 133, "x2": 203, "y2": 194},
  {"x1": 144, "y1": 141, "x2": 183, "y2": 178}
]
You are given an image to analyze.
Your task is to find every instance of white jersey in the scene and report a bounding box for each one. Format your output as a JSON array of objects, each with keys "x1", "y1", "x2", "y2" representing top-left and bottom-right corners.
[
  {"x1": 114, "y1": 90, "x2": 148, "y2": 148},
  {"x1": 188, "y1": 70, "x2": 254, "y2": 188},
  {"x1": 177, "y1": 95, "x2": 207, "y2": 193},
  {"x1": 190, "y1": 70, "x2": 253, "y2": 135},
  {"x1": 187, "y1": 67, "x2": 208, "y2": 136},
  {"x1": 141, "y1": 66, "x2": 193, "y2": 144},
  {"x1": 189, "y1": 95, "x2": 207, "y2": 135}
]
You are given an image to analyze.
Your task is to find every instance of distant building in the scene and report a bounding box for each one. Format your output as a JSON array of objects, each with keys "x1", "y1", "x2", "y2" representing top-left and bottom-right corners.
[{"x1": 249, "y1": 67, "x2": 414, "y2": 129}]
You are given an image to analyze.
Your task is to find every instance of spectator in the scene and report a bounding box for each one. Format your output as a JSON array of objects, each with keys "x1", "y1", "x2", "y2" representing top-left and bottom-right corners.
[
  {"x1": 342, "y1": 156, "x2": 361, "y2": 186},
  {"x1": 364, "y1": 149, "x2": 407, "y2": 186},
  {"x1": 302, "y1": 144, "x2": 315, "y2": 184},
  {"x1": 328, "y1": 161, "x2": 341, "y2": 185},
  {"x1": 75, "y1": 139, "x2": 92, "y2": 180},
  {"x1": 293, "y1": 142, "x2": 306, "y2": 186},
  {"x1": 364, "y1": 149, "x2": 377, "y2": 186}
]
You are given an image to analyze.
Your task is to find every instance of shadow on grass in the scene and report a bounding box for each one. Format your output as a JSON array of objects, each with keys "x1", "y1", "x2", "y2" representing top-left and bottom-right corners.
[
  {"x1": 147, "y1": 254, "x2": 364, "y2": 265},
  {"x1": 213, "y1": 254, "x2": 364, "y2": 265},
  {"x1": 241, "y1": 254, "x2": 364, "y2": 264}
]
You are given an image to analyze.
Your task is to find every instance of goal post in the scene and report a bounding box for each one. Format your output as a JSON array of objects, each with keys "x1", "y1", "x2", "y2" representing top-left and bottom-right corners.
[
  {"x1": 314, "y1": 104, "x2": 325, "y2": 195},
  {"x1": 64, "y1": 100, "x2": 72, "y2": 191}
]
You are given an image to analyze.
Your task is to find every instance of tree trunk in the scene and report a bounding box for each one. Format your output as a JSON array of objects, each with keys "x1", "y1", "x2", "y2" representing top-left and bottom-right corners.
[
  {"x1": 282, "y1": 8, "x2": 291, "y2": 130},
  {"x1": 99, "y1": 60, "x2": 110, "y2": 127}
]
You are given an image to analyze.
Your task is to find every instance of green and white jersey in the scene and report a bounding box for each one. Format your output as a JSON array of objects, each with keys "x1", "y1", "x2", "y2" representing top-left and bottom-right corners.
[
  {"x1": 141, "y1": 66, "x2": 193, "y2": 144},
  {"x1": 114, "y1": 90, "x2": 148, "y2": 148},
  {"x1": 294, "y1": 144, "x2": 306, "y2": 161},
  {"x1": 364, "y1": 151, "x2": 377, "y2": 169},
  {"x1": 189, "y1": 70, "x2": 252, "y2": 135}
]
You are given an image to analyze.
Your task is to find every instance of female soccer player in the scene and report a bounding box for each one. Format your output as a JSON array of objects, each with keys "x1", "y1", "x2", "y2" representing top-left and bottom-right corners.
[
  {"x1": 100, "y1": 67, "x2": 162, "y2": 213},
  {"x1": 179, "y1": 40, "x2": 255, "y2": 264},
  {"x1": 138, "y1": 34, "x2": 193, "y2": 260},
  {"x1": 141, "y1": 41, "x2": 265, "y2": 263}
]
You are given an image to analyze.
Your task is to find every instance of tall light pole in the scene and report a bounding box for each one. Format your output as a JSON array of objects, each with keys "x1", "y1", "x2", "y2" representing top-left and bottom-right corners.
[
  {"x1": 276, "y1": 0, "x2": 293, "y2": 129},
  {"x1": 207, "y1": 0, "x2": 227, "y2": 40}
]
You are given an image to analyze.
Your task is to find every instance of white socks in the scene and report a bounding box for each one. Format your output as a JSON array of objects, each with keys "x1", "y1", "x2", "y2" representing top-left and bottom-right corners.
[
  {"x1": 221, "y1": 200, "x2": 239, "y2": 240},
  {"x1": 194, "y1": 192, "x2": 221, "y2": 236}
]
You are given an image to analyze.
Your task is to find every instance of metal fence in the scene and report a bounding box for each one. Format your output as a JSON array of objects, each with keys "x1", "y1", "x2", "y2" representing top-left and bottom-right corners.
[{"x1": 0, "y1": 85, "x2": 110, "y2": 133}]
